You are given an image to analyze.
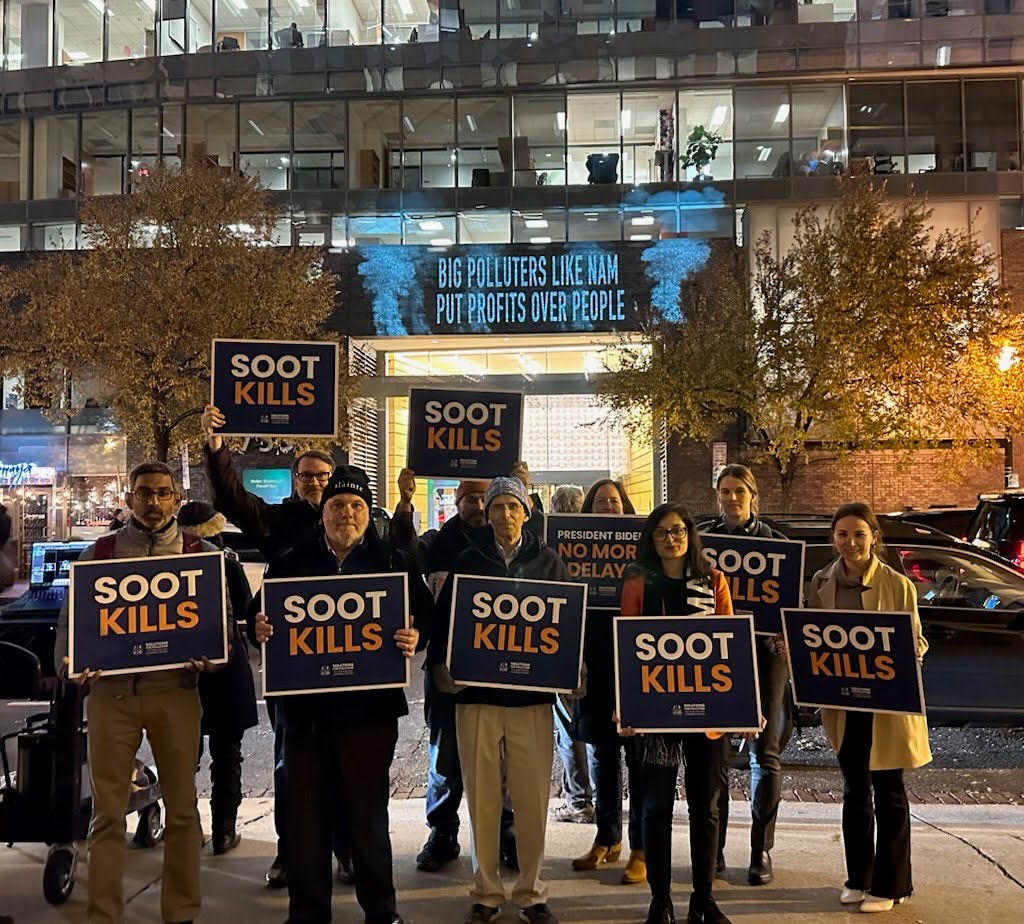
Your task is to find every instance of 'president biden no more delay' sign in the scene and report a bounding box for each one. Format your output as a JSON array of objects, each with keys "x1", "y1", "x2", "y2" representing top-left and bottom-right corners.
[{"x1": 446, "y1": 575, "x2": 587, "y2": 694}]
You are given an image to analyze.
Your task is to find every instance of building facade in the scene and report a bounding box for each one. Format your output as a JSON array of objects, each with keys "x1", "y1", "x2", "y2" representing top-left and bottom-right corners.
[{"x1": 1, "y1": 0, "x2": 1020, "y2": 542}]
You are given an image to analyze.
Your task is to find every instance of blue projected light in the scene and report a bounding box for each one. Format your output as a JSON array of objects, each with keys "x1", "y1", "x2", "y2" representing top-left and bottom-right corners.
[
  {"x1": 642, "y1": 238, "x2": 711, "y2": 323},
  {"x1": 357, "y1": 246, "x2": 431, "y2": 337}
]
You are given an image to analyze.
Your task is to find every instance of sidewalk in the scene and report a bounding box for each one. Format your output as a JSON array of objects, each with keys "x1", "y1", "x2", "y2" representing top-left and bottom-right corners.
[{"x1": 1, "y1": 798, "x2": 1021, "y2": 923}]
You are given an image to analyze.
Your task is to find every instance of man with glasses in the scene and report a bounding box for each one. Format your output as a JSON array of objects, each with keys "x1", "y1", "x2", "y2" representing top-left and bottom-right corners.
[
  {"x1": 200, "y1": 403, "x2": 350, "y2": 889},
  {"x1": 55, "y1": 462, "x2": 215, "y2": 924}
]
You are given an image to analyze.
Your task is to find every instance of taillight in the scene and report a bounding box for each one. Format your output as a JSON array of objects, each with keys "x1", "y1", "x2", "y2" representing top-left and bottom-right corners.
[{"x1": 1013, "y1": 541, "x2": 1024, "y2": 569}]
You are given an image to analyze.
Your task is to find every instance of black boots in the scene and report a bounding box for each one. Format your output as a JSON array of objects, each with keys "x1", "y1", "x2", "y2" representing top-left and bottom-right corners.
[
  {"x1": 645, "y1": 897, "x2": 675, "y2": 924},
  {"x1": 747, "y1": 850, "x2": 773, "y2": 886},
  {"x1": 211, "y1": 813, "x2": 241, "y2": 856},
  {"x1": 416, "y1": 829, "x2": 461, "y2": 872},
  {"x1": 686, "y1": 894, "x2": 731, "y2": 924}
]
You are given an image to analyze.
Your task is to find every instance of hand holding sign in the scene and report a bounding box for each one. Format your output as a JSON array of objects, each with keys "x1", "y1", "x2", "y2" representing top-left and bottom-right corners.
[{"x1": 202, "y1": 403, "x2": 226, "y2": 451}]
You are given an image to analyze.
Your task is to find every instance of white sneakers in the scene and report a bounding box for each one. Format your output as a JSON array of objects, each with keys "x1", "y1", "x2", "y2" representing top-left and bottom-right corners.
[{"x1": 839, "y1": 888, "x2": 907, "y2": 913}]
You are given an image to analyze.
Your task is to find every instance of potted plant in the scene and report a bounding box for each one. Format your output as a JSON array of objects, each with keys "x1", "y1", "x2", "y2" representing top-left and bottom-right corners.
[{"x1": 680, "y1": 125, "x2": 724, "y2": 181}]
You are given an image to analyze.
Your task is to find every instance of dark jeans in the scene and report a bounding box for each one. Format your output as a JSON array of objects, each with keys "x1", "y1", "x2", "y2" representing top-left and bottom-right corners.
[
  {"x1": 641, "y1": 735, "x2": 723, "y2": 903},
  {"x1": 719, "y1": 643, "x2": 792, "y2": 855},
  {"x1": 837, "y1": 711, "x2": 913, "y2": 900},
  {"x1": 199, "y1": 733, "x2": 243, "y2": 832},
  {"x1": 590, "y1": 734, "x2": 642, "y2": 849},
  {"x1": 268, "y1": 698, "x2": 350, "y2": 865},
  {"x1": 284, "y1": 719, "x2": 399, "y2": 924},
  {"x1": 554, "y1": 698, "x2": 594, "y2": 808}
]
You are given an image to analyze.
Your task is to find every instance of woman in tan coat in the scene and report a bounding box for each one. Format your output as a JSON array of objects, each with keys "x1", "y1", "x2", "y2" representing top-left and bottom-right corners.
[{"x1": 808, "y1": 503, "x2": 932, "y2": 914}]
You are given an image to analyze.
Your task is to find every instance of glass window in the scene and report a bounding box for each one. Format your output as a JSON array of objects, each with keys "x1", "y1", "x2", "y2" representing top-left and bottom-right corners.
[
  {"x1": 513, "y1": 208, "x2": 566, "y2": 243},
  {"x1": 405, "y1": 214, "x2": 456, "y2": 245},
  {"x1": 907, "y1": 81, "x2": 962, "y2": 173},
  {"x1": 678, "y1": 88, "x2": 733, "y2": 182},
  {"x1": 567, "y1": 93, "x2": 620, "y2": 186},
  {"x1": 513, "y1": 95, "x2": 567, "y2": 187},
  {"x1": 621, "y1": 90, "x2": 674, "y2": 185},
  {"x1": 848, "y1": 82, "x2": 905, "y2": 175},
  {"x1": 31, "y1": 221, "x2": 78, "y2": 250},
  {"x1": 328, "y1": 0, "x2": 381, "y2": 46},
  {"x1": 382, "y1": 0, "x2": 424, "y2": 44},
  {"x1": 191, "y1": 0, "x2": 214, "y2": 52},
  {"x1": 965, "y1": 80, "x2": 1019, "y2": 172},
  {"x1": 240, "y1": 102, "x2": 289, "y2": 150},
  {"x1": 129, "y1": 107, "x2": 160, "y2": 188},
  {"x1": 81, "y1": 111, "x2": 128, "y2": 195},
  {"x1": 458, "y1": 209, "x2": 511, "y2": 243},
  {"x1": 108, "y1": 0, "x2": 154, "y2": 60},
  {"x1": 457, "y1": 98, "x2": 509, "y2": 188},
  {"x1": 501, "y1": 0, "x2": 556, "y2": 39},
  {"x1": 566, "y1": 0, "x2": 614, "y2": 34},
  {"x1": 397, "y1": 99, "x2": 455, "y2": 189},
  {"x1": 460, "y1": 0, "x2": 498, "y2": 39},
  {"x1": 215, "y1": 0, "x2": 269, "y2": 52},
  {"x1": 32, "y1": 115, "x2": 79, "y2": 200},
  {"x1": 6, "y1": 0, "x2": 55, "y2": 70},
  {"x1": 56, "y1": 0, "x2": 104, "y2": 65},
  {"x1": 900, "y1": 547, "x2": 1024, "y2": 610},
  {"x1": 0, "y1": 225, "x2": 27, "y2": 251},
  {"x1": 791, "y1": 84, "x2": 846, "y2": 176},
  {"x1": 569, "y1": 208, "x2": 621, "y2": 241},
  {"x1": 185, "y1": 104, "x2": 237, "y2": 170},
  {"x1": 294, "y1": 102, "x2": 345, "y2": 190},
  {"x1": 350, "y1": 100, "x2": 397, "y2": 189},
  {"x1": 734, "y1": 87, "x2": 790, "y2": 179},
  {"x1": 0, "y1": 120, "x2": 24, "y2": 203},
  {"x1": 350, "y1": 213, "x2": 402, "y2": 244},
  {"x1": 271, "y1": 0, "x2": 323, "y2": 49},
  {"x1": 162, "y1": 104, "x2": 184, "y2": 166}
]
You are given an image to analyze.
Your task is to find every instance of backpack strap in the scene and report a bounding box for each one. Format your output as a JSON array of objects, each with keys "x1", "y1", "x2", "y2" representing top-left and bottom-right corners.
[{"x1": 93, "y1": 534, "x2": 117, "y2": 560}]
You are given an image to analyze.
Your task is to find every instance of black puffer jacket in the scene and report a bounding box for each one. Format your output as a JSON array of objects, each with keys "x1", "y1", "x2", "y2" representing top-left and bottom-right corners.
[{"x1": 427, "y1": 528, "x2": 568, "y2": 709}]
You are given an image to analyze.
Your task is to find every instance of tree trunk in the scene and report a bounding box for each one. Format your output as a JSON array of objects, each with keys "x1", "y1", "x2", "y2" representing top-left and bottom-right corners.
[
  {"x1": 153, "y1": 425, "x2": 171, "y2": 463},
  {"x1": 772, "y1": 452, "x2": 799, "y2": 513}
]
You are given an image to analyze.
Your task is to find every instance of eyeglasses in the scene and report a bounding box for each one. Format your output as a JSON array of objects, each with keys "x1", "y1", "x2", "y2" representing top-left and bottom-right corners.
[
  {"x1": 652, "y1": 526, "x2": 688, "y2": 542},
  {"x1": 132, "y1": 488, "x2": 175, "y2": 501},
  {"x1": 296, "y1": 471, "x2": 332, "y2": 483}
]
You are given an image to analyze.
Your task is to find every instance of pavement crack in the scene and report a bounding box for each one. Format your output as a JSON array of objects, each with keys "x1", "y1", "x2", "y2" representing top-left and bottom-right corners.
[
  {"x1": 125, "y1": 872, "x2": 162, "y2": 905},
  {"x1": 239, "y1": 807, "x2": 274, "y2": 828},
  {"x1": 910, "y1": 811, "x2": 1024, "y2": 889}
]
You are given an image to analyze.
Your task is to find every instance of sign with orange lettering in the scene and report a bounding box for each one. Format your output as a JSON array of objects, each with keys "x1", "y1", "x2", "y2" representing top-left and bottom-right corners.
[
  {"x1": 613, "y1": 614, "x2": 761, "y2": 733},
  {"x1": 781, "y1": 608, "x2": 925, "y2": 715},
  {"x1": 68, "y1": 552, "x2": 227, "y2": 676},
  {"x1": 407, "y1": 387, "x2": 524, "y2": 478},
  {"x1": 445, "y1": 575, "x2": 587, "y2": 693},
  {"x1": 260, "y1": 573, "x2": 411, "y2": 696},
  {"x1": 546, "y1": 514, "x2": 644, "y2": 610},
  {"x1": 211, "y1": 339, "x2": 340, "y2": 438}
]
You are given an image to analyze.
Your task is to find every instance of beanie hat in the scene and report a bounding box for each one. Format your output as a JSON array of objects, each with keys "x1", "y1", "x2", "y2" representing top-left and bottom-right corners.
[
  {"x1": 456, "y1": 480, "x2": 490, "y2": 505},
  {"x1": 320, "y1": 464, "x2": 374, "y2": 511},
  {"x1": 484, "y1": 477, "x2": 530, "y2": 514},
  {"x1": 177, "y1": 501, "x2": 227, "y2": 538}
]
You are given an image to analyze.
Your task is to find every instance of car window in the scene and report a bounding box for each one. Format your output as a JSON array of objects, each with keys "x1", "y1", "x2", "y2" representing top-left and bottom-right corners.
[{"x1": 897, "y1": 545, "x2": 1024, "y2": 611}]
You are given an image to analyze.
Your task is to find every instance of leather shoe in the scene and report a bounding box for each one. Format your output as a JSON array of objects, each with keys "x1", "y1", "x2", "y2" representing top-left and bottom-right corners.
[
  {"x1": 687, "y1": 894, "x2": 731, "y2": 924},
  {"x1": 212, "y1": 831, "x2": 241, "y2": 856},
  {"x1": 416, "y1": 829, "x2": 461, "y2": 872},
  {"x1": 571, "y1": 840, "x2": 621, "y2": 870},
  {"x1": 645, "y1": 897, "x2": 675, "y2": 924},
  {"x1": 500, "y1": 837, "x2": 519, "y2": 871},
  {"x1": 621, "y1": 849, "x2": 646, "y2": 884},
  {"x1": 715, "y1": 852, "x2": 726, "y2": 877},
  {"x1": 747, "y1": 850, "x2": 773, "y2": 886},
  {"x1": 337, "y1": 855, "x2": 355, "y2": 885},
  {"x1": 265, "y1": 856, "x2": 287, "y2": 889}
]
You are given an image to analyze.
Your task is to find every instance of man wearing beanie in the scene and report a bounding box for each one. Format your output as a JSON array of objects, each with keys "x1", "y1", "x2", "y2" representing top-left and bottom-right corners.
[
  {"x1": 427, "y1": 477, "x2": 569, "y2": 924},
  {"x1": 253, "y1": 465, "x2": 433, "y2": 924},
  {"x1": 176, "y1": 501, "x2": 258, "y2": 856}
]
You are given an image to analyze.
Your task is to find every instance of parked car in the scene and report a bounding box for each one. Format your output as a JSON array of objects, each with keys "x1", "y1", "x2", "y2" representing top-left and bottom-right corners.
[
  {"x1": 962, "y1": 490, "x2": 1024, "y2": 568},
  {"x1": 763, "y1": 515, "x2": 1024, "y2": 726},
  {"x1": 889, "y1": 505, "x2": 976, "y2": 540}
]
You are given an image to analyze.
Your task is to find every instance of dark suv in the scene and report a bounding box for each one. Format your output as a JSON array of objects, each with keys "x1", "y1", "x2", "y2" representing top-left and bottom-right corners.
[{"x1": 963, "y1": 490, "x2": 1024, "y2": 568}]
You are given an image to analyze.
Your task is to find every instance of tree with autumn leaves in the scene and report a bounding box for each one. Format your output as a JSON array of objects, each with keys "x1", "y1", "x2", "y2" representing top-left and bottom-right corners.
[
  {"x1": 599, "y1": 183, "x2": 1024, "y2": 507},
  {"x1": 0, "y1": 159, "x2": 355, "y2": 463}
]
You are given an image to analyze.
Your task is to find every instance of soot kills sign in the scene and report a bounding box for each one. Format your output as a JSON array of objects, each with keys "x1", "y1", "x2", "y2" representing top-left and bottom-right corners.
[
  {"x1": 406, "y1": 388, "x2": 523, "y2": 479},
  {"x1": 68, "y1": 552, "x2": 227, "y2": 676},
  {"x1": 211, "y1": 339, "x2": 339, "y2": 438}
]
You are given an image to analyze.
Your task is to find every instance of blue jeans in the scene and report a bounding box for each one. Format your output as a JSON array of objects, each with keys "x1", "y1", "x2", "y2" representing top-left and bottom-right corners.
[
  {"x1": 425, "y1": 712, "x2": 464, "y2": 835},
  {"x1": 590, "y1": 735, "x2": 642, "y2": 849},
  {"x1": 553, "y1": 699, "x2": 594, "y2": 808}
]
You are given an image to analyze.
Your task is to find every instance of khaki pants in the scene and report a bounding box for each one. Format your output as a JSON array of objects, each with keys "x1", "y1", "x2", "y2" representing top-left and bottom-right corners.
[
  {"x1": 456, "y1": 702, "x2": 553, "y2": 909},
  {"x1": 86, "y1": 675, "x2": 202, "y2": 924}
]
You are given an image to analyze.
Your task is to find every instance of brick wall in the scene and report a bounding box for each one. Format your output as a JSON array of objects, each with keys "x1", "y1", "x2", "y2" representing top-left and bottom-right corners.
[
  {"x1": 1001, "y1": 229, "x2": 1024, "y2": 311},
  {"x1": 666, "y1": 437, "x2": 1004, "y2": 519}
]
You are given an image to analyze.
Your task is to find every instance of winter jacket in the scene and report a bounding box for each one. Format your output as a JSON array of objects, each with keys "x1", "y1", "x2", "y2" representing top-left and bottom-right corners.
[
  {"x1": 699, "y1": 514, "x2": 784, "y2": 540},
  {"x1": 808, "y1": 556, "x2": 932, "y2": 771},
  {"x1": 427, "y1": 528, "x2": 569, "y2": 709}
]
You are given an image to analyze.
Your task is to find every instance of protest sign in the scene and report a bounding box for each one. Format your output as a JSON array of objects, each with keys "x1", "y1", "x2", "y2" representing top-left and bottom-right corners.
[
  {"x1": 446, "y1": 575, "x2": 586, "y2": 694},
  {"x1": 211, "y1": 339, "x2": 339, "y2": 438},
  {"x1": 261, "y1": 572, "x2": 410, "y2": 696},
  {"x1": 699, "y1": 533, "x2": 805, "y2": 635},
  {"x1": 69, "y1": 552, "x2": 227, "y2": 676},
  {"x1": 613, "y1": 614, "x2": 761, "y2": 733},
  {"x1": 546, "y1": 514, "x2": 644, "y2": 610},
  {"x1": 406, "y1": 387, "x2": 523, "y2": 478},
  {"x1": 782, "y1": 608, "x2": 926, "y2": 715}
]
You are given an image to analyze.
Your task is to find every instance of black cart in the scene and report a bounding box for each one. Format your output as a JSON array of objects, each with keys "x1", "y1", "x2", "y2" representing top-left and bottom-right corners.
[{"x1": 0, "y1": 639, "x2": 165, "y2": 905}]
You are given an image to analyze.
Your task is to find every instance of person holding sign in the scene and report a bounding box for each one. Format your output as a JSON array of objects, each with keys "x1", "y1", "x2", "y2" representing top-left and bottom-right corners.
[
  {"x1": 617, "y1": 503, "x2": 737, "y2": 924},
  {"x1": 807, "y1": 503, "x2": 931, "y2": 914},
  {"x1": 253, "y1": 465, "x2": 431, "y2": 924},
  {"x1": 700, "y1": 464, "x2": 789, "y2": 886},
  {"x1": 54, "y1": 462, "x2": 219, "y2": 924},
  {"x1": 427, "y1": 477, "x2": 569, "y2": 924}
]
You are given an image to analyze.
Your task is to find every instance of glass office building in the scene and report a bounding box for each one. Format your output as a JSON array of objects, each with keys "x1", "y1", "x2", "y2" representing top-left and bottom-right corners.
[{"x1": 0, "y1": 1, "x2": 1020, "y2": 519}]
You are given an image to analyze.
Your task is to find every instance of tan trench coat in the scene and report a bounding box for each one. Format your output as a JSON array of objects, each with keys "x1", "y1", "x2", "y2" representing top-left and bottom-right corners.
[{"x1": 807, "y1": 556, "x2": 933, "y2": 771}]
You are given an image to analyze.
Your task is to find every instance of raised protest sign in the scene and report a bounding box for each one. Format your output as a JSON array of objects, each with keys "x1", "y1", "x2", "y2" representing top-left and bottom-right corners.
[
  {"x1": 613, "y1": 614, "x2": 761, "y2": 734},
  {"x1": 699, "y1": 533, "x2": 805, "y2": 635},
  {"x1": 546, "y1": 514, "x2": 644, "y2": 610},
  {"x1": 781, "y1": 608, "x2": 926, "y2": 716},
  {"x1": 406, "y1": 387, "x2": 523, "y2": 479},
  {"x1": 446, "y1": 575, "x2": 587, "y2": 694},
  {"x1": 68, "y1": 552, "x2": 227, "y2": 676},
  {"x1": 211, "y1": 339, "x2": 340, "y2": 438},
  {"x1": 261, "y1": 573, "x2": 410, "y2": 696}
]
